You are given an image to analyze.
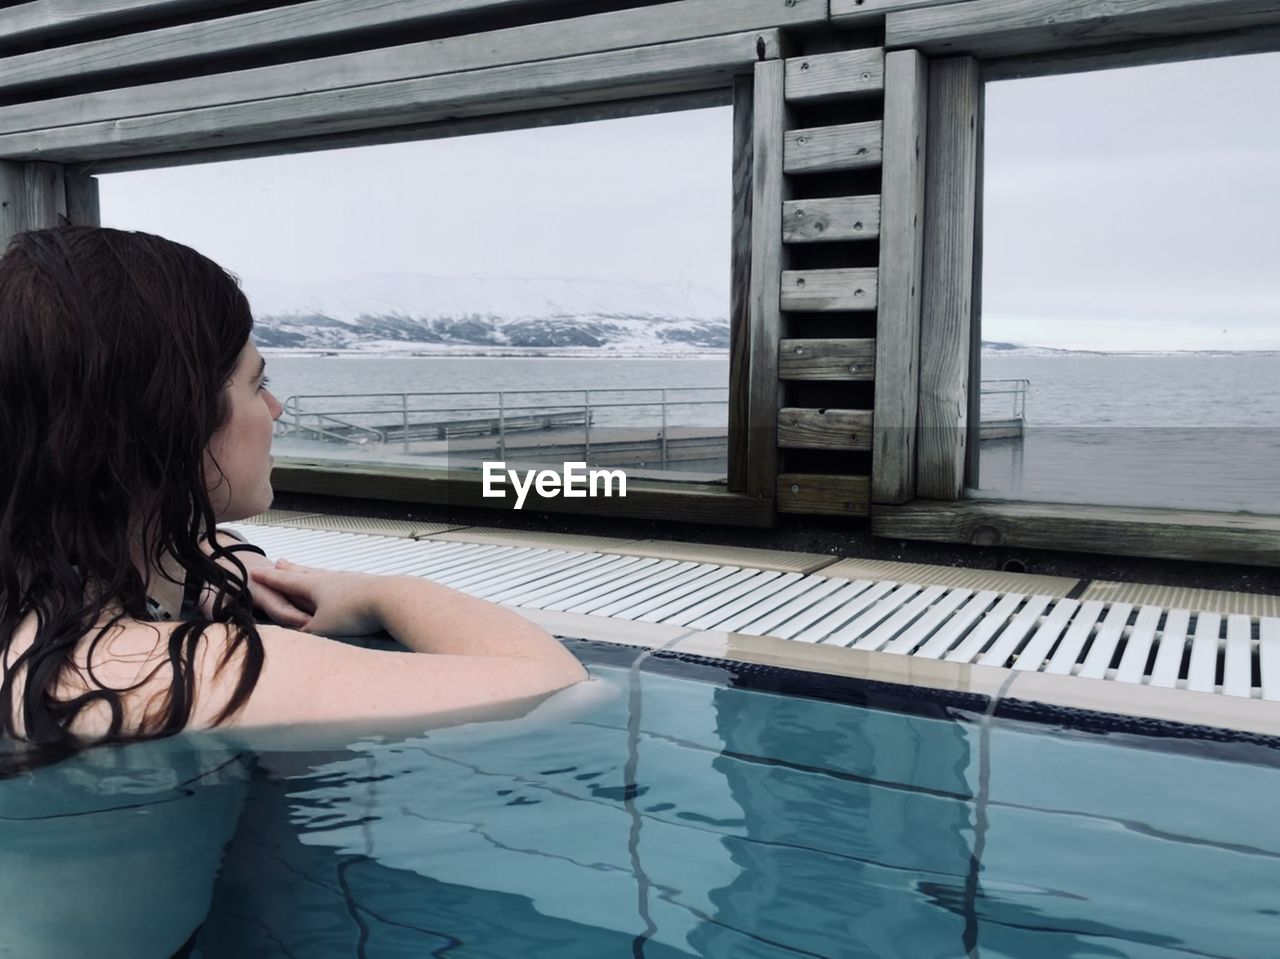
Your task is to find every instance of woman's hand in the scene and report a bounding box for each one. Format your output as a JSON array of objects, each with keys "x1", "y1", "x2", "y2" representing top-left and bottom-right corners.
[
  {"x1": 208, "y1": 550, "x2": 310, "y2": 628},
  {"x1": 248, "y1": 560, "x2": 385, "y2": 636}
]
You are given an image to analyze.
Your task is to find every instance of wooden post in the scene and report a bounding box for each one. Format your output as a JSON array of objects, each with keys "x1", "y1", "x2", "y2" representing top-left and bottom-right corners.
[
  {"x1": 872, "y1": 50, "x2": 928, "y2": 505},
  {"x1": 745, "y1": 58, "x2": 789, "y2": 507},
  {"x1": 916, "y1": 57, "x2": 980, "y2": 501},
  {"x1": 0, "y1": 161, "x2": 67, "y2": 248},
  {"x1": 64, "y1": 172, "x2": 101, "y2": 226},
  {"x1": 727, "y1": 74, "x2": 753, "y2": 493}
]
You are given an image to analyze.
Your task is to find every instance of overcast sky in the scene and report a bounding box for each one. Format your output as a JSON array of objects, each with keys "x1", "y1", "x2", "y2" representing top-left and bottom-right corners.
[{"x1": 99, "y1": 51, "x2": 1279, "y2": 351}]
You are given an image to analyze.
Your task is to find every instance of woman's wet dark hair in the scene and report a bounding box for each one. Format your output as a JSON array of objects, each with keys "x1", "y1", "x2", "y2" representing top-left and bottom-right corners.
[{"x1": 0, "y1": 226, "x2": 265, "y2": 771}]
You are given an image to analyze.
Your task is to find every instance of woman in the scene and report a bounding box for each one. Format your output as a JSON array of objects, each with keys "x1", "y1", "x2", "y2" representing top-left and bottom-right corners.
[{"x1": 0, "y1": 226, "x2": 586, "y2": 766}]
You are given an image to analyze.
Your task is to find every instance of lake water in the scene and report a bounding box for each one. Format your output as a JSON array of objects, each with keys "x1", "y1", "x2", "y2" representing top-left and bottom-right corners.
[{"x1": 261, "y1": 351, "x2": 1280, "y2": 513}]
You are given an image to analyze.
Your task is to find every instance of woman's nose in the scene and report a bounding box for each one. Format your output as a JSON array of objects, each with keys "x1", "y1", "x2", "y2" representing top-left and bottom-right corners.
[{"x1": 267, "y1": 390, "x2": 284, "y2": 420}]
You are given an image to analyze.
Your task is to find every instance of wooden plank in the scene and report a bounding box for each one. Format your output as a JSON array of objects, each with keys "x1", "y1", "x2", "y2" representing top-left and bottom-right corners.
[
  {"x1": 0, "y1": 161, "x2": 65, "y2": 246},
  {"x1": 0, "y1": 0, "x2": 224, "y2": 46},
  {"x1": 74, "y1": 89, "x2": 730, "y2": 175},
  {"x1": 783, "y1": 121, "x2": 883, "y2": 174},
  {"x1": 872, "y1": 50, "x2": 928, "y2": 505},
  {"x1": 728, "y1": 75, "x2": 753, "y2": 494},
  {"x1": 886, "y1": 0, "x2": 1280, "y2": 57},
  {"x1": 985, "y1": 23, "x2": 1280, "y2": 82},
  {"x1": 0, "y1": 0, "x2": 542, "y2": 92},
  {"x1": 780, "y1": 268, "x2": 878, "y2": 312},
  {"x1": 872, "y1": 500, "x2": 1280, "y2": 568},
  {"x1": 915, "y1": 57, "x2": 980, "y2": 500},
  {"x1": 781, "y1": 195, "x2": 880, "y2": 243},
  {"x1": 745, "y1": 58, "x2": 788, "y2": 503},
  {"x1": 63, "y1": 171, "x2": 99, "y2": 225},
  {"x1": 778, "y1": 338, "x2": 876, "y2": 381},
  {"x1": 965, "y1": 78, "x2": 987, "y2": 490},
  {"x1": 0, "y1": 30, "x2": 781, "y2": 162},
  {"x1": 0, "y1": 0, "x2": 814, "y2": 132},
  {"x1": 272, "y1": 462, "x2": 776, "y2": 527},
  {"x1": 776, "y1": 474, "x2": 871, "y2": 516},
  {"x1": 778, "y1": 408, "x2": 873, "y2": 450},
  {"x1": 832, "y1": 0, "x2": 962, "y2": 23},
  {"x1": 783, "y1": 48, "x2": 885, "y2": 103}
]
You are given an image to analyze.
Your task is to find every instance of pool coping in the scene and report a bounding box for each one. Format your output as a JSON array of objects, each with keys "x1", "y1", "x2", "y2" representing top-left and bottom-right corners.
[{"x1": 238, "y1": 514, "x2": 1280, "y2": 743}]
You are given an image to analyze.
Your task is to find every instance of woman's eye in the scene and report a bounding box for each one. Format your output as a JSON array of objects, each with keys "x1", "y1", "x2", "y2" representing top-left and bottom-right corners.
[{"x1": 257, "y1": 376, "x2": 271, "y2": 393}]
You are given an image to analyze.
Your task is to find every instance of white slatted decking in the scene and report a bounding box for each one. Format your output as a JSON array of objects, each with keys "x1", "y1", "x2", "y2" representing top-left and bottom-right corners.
[{"x1": 229, "y1": 523, "x2": 1280, "y2": 704}]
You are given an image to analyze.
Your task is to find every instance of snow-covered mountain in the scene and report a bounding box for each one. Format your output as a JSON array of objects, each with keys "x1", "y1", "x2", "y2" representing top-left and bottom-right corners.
[{"x1": 240, "y1": 273, "x2": 729, "y2": 353}]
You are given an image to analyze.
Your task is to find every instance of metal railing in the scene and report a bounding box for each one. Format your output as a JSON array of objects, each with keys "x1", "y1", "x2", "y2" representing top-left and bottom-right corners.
[
  {"x1": 980, "y1": 378, "x2": 1030, "y2": 421},
  {"x1": 278, "y1": 387, "x2": 730, "y2": 465}
]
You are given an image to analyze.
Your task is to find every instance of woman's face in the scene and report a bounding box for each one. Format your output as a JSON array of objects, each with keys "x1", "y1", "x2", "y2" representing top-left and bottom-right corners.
[{"x1": 204, "y1": 339, "x2": 283, "y2": 522}]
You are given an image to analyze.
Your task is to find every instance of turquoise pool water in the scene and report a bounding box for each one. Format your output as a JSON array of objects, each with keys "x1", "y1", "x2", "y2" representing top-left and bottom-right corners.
[{"x1": 3, "y1": 643, "x2": 1279, "y2": 958}]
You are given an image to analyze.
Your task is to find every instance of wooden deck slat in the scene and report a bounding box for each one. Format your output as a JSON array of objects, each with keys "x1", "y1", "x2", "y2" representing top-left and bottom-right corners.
[
  {"x1": 780, "y1": 268, "x2": 878, "y2": 311},
  {"x1": 571, "y1": 561, "x2": 703, "y2": 616},
  {"x1": 783, "y1": 121, "x2": 883, "y2": 174},
  {"x1": 437, "y1": 548, "x2": 563, "y2": 591},
  {"x1": 778, "y1": 408, "x2": 873, "y2": 451},
  {"x1": 784, "y1": 47, "x2": 885, "y2": 103},
  {"x1": 710, "y1": 577, "x2": 835, "y2": 634},
  {"x1": 778, "y1": 338, "x2": 876, "y2": 381},
  {"x1": 1043, "y1": 600, "x2": 1106, "y2": 675},
  {"x1": 782, "y1": 196, "x2": 881, "y2": 244}
]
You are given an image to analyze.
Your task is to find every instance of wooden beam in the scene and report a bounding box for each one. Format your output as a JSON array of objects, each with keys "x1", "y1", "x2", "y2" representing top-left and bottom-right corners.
[
  {"x1": 916, "y1": 58, "x2": 979, "y2": 501},
  {"x1": 885, "y1": 0, "x2": 1280, "y2": 57},
  {"x1": 783, "y1": 48, "x2": 885, "y2": 104},
  {"x1": 63, "y1": 171, "x2": 100, "y2": 225},
  {"x1": 777, "y1": 474, "x2": 871, "y2": 516},
  {"x1": 872, "y1": 50, "x2": 928, "y2": 506},
  {"x1": 0, "y1": 0, "x2": 816, "y2": 131},
  {"x1": 783, "y1": 121, "x2": 883, "y2": 174},
  {"x1": 0, "y1": 0, "x2": 226, "y2": 47},
  {"x1": 745, "y1": 58, "x2": 789, "y2": 505},
  {"x1": 780, "y1": 268, "x2": 878, "y2": 312},
  {"x1": 778, "y1": 338, "x2": 876, "y2": 380},
  {"x1": 728, "y1": 74, "x2": 754, "y2": 494},
  {"x1": 778, "y1": 408, "x2": 873, "y2": 450},
  {"x1": 0, "y1": 161, "x2": 66, "y2": 246},
  {"x1": 0, "y1": 30, "x2": 778, "y2": 162},
  {"x1": 0, "y1": 31, "x2": 778, "y2": 163},
  {"x1": 0, "y1": 0, "x2": 548, "y2": 92},
  {"x1": 872, "y1": 499, "x2": 1280, "y2": 568},
  {"x1": 71, "y1": 89, "x2": 730, "y2": 175},
  {"x1": 782, "y1": 195, "x2": 880, "y2": 243},
  {"x1": 271, "y1": 462, "x2": 776, "y2": 527},
  {"x1": 831, "y1": 0, "x2": 960, "y2": 25}
]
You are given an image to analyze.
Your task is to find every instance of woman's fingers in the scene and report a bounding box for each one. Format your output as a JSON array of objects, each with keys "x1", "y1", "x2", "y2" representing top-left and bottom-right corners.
[{"x1": 251, "y1": 581, "x2": 312, "y2": 628}]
